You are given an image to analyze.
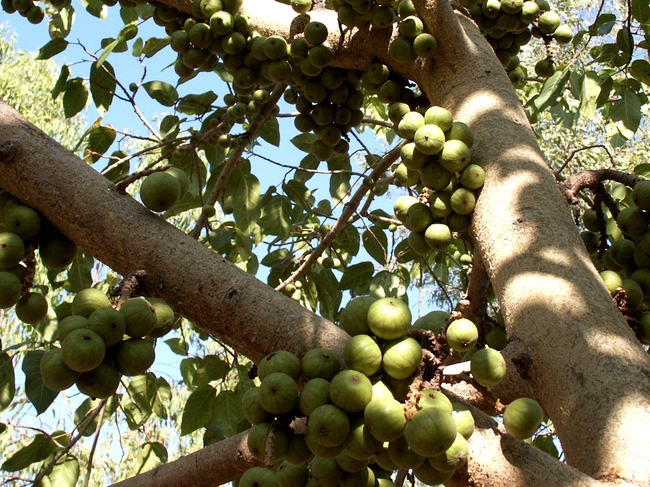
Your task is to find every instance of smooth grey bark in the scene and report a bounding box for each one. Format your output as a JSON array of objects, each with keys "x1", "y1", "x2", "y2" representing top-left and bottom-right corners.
[{"x1": 1, "y1": 0, "x2": 650, "y2": 485}]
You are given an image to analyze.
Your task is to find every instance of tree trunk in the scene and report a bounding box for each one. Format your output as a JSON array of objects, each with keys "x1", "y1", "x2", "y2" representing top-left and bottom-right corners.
[{"x1": 1, "y1": 0, "x2": 649, "y2": 485}]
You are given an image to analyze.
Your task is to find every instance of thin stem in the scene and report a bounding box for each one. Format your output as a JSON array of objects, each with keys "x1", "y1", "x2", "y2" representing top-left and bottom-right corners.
[{"x1": 275, "y1": 141, "x2": 404, "y2": 292}]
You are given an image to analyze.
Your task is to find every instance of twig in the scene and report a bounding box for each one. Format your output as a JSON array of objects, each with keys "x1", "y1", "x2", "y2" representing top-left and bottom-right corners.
[
  {"x1": 83, "y1": 400, "x2": 107, "y2": 487},
  {"x1": 188, "y1": 83, "x2": 287, "y2": 239},
  {"x1": 275, "y1": 141, "x2": 405, "y2": 292},
  {"x1": 554, "y1": 144, "x2": 615, "y2": 178},
  {"x1": 560, "y1": 168, "x2": 642, "y2": 205}
]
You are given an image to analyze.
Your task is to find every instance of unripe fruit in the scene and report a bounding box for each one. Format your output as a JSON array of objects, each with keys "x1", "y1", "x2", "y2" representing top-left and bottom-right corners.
[
  {"x1": 258, "y1": 350, "x2": 301, "y2": 381},
  {"x1": 446, "y1": 318, "x2": 479, "y2": 352},
  {"x1": 413, "y1": 33, "x2": 438, "y2": 58},
  {"x1": 166, "y1": 167, "x2": 191, "y2": 200},
  {"x1": 304, "y1": 21, "x2": 328, "y2": 45},
  {"x1": 364, "y1": 398, "x2": 406, "y2": 441},
  {"x1": 72, "y1": 288, "x2": 110, "y2": 318},
  {"x1": 247, "y1": 422, "x2": 288, "y2": 462},
  {"x1": 301, "y1": 348, "x2": 340, "y2": 380},
  {"x1": 440, "y1": 139, "x2": 472, "y2": 172},
  {"x1": 424, "y1": 223, "x2": 452, "y2": 250},
  {"x1": 39, "y1": 231, "x2": 77, "y2": 269},
  {"x1": 86, "y1": 307, "x2": 125, "y2": 347},
  {"x1": 120, "y1": 298, "x2": 157, "y2": 338},
  {"x1": 76, "y1": 361, "x2": 121, "y2": 398},
  {"x1": 239, "y1": 467, "x2": 280, "y2": 487},
  {"x1": 382, "y1": 337, "x2": 422, "y2": 379},
  {"x1": 343, "y1": 334, "x2": 382, "y2": 376},
  {"x1": 366, "y1": 297, "x2": 411, "y2": 340},
  {"x1": 503, "y1": 397, "x2": 544, "y2": 439},
  {"x1": 140, "y1": 172, "x2": 182, "y2": 212},
  {"x1": 471, "y1": 347, "x2": 506, "y2": 386},
  {"x1": 299, "y1": 378, "x2": 331, "y2": 416},
  {"x1": 0, "y1": 232, "x2": 25, "y2": 270},
  {"x1": 61, "y1": 328, "x2": 106, "y2": 372},
  {"x1": 428, "y1": 432, "x2": 469, "y2": 472},
  {"x1": 329, "y1": 369, "x2": 373, "y2": 413},
  {"x1": 0, "y1": 271, "x2": 21, "y2": 308},
  {"x1": 40, "y1": 348, "x2": 77, "y2": 391},
  {"x1": 16, "y1": 292, "x2": 48, "y2": 324},
  {"x1": 405, "y1": 407, "x2": 457, "y2": 456},
  {"x1": 414, "y1": 124, "x2": 446, "y2": 155},
  {"x1": 4, "y1": 205, "x2": 41, "y2": 240},
  {"x1": 308, "y1": 404, "x2": 350, "y2": 447},
  {"x1": 417, "y1": 389, "x2": 453, "y2": 412},
  {"x1": 258, "y1": 372, "x2": 299, "y2": 415}
]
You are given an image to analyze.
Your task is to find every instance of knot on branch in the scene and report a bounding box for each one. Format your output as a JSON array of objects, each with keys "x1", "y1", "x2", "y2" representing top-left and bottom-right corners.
[
  {"x1": 511, "y1": 352, "x2": 534, "y2": 380},
  {"x1": 112, "y1": 270, "x2": 147, "y2": 306},
  {"x1": 559, "y1": 169, "x2": 642, "y2": 206},
  {"x1": 0, "y1": 140, "x2": 19, "y2": 163}
]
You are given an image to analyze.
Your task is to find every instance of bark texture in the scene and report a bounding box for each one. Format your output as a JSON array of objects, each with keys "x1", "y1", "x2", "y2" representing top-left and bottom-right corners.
[
  {"x1": 0, "y1": 100, "x2": 349, "y2": 364},
  {"x1": 110, "y1": 430, "x2": 260, "y2": 487},
  {"x1": 407, "y1": 0, "x2": 650, "y2": 484}
]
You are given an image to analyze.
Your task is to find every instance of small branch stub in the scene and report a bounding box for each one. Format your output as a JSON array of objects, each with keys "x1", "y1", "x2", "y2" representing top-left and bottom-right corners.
[{"x1": 0, "y1": 140, "x2": 19, "y2": 163}]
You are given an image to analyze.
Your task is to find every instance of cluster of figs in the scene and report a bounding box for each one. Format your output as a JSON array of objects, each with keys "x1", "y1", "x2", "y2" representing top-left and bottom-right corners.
[
  {"x1": 463, "y1": 0, "x2": 573, "y2": 81},
  {"x1": 0, "y1": 190, "x2": 77, "y2": 318},
  {"x1": 388, "y1": 106, "x2": 482, "y2": 254},
  {"x1": 237, "y1": 295, "x2": 544, "y2": 486},
  {"x1": 40, "y1": 288, "x2": 175, "y2": 399},
  {"x1": 586, "y1": 180, "x2": 650, "y2": 345}
]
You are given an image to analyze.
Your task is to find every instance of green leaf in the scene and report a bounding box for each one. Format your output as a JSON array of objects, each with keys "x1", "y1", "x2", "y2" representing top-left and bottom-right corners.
[
  {"x1": 131, "y1": 37, "x2": 144, "y2": 57},
  {"x1": 89, "y1": 61, "x2": 116, "y2": 114},
  {"x1": 1, "y1": 434, "x2": 56, "y2": 471},
  {"x1": 177, "y1": 91, "x2": 218, "y2": 115},
  {"x1": 258, "y1": 195, "x2": 292, "y2": 240},
  {"x1": 122, "y1": 375, "x2": 156, "y2": 429},
  {"x1": 97, "y1": 38, "x2": 118, "y2": 67},
  {"x1": 120, "y1": 5, "x2": 138, "y2": 23},
  {"x1": 23, "y1": 351, "x2": 58, "y2": 415},
  {"x1": 610, "y1": 88, "x2": 641, "y2": 139},
  {"x1": 261, "y1": 248, "x2": 293, "y2": 268},
  {"x1": 335, "y1": 225, "x2": 360, "y2": 259},
  {"x1": 36, "y1": 38, "x2": 69, "y2": 60},
  {"x1": 142, "y1": 80, "x2": 178, "y2": 107},
  {"x1": 181, "y1": 384, "x2": 216, "y2": 436},
  {"x1": 226, "y1": 162, "x2": 261, "y2": 237},
  {"x1": 80, "y1": 0, "x2": 107, "y2": 18},
  {"x1": 339, "y1": 262, "x2": 374, "y2": 290},
  {"x1": 67, "y1": 249, "x2": 94, "y2": 292},
  {"x1": 83, "y1": 126, "x2": 116, "y2": 164},
  {"x1": 534, "y1": 67, "x2": 570, "y2": 113},
  {"x1": 291, "y1": 133, "x2": 318, "y2": 153},
  {"x1": 0, "y1": 352, "x2": 15, "y2": 412},
  {"x1": 214, "y1": 64, "x2": 234, "y2": 83},
  {"x1": 312, "y1": 268, "x2": 341, "y2": 321},
  {"x1": 40, "y1": 455, "x2": 79, "y2": 487},
  {"x1": 634, "y1": 164, "x2": 650, "y2": 179},
  {"x1": 283, "y1": 180, "x2": 312, "y2": 211},
  {"x1": 128, "y1": 373, "x2": 157, "y2": 418},
  {"x1": 211, "y1": 390, "x2": 244, "y2": 437},
  {"x1": 62, "y1": 78, "x2": 88, "y2": 118},
  {"x1": 134, "y1": 442, "x2": 168, "y2": 475},
  {"x1": 532, "y1": 434, "x2": 559, "y2": 458},
  {"x1": 152, "y1": 376, "x2": 171, "y2": 419},
  {"x1": 142, "y1": 37, "x2": 171, "y2": 58},
  {"x1": 295, "y1": 154, "x2": 319, "y2": 184},
  {"x1": 589, "y1": 13, "x2": 616, "y2": 35},
  {"x1": 579, "y1": 71, "x2": 601, "y2": 119},
  {"x1": 633, "y1": 0, "x2": 650, "y2": 23},
  {"x1": 259, "y1": 117, "x2": 280, "y2": 147},
  {"x1": 362, "y1": 226, "x2": 388, "y2": 265},
  {"x1": 629, "y1": 59, "x2": 650, "y2": 86},
  {"x1": 48, "y1": 6, "x2": 74, "y2": 40},
  {"x1": 51, "y1": 65, "x2": 70, "y2": 100},
  {"x1": 164, "y1": 337, "x2": 189, "y2": 356}
]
